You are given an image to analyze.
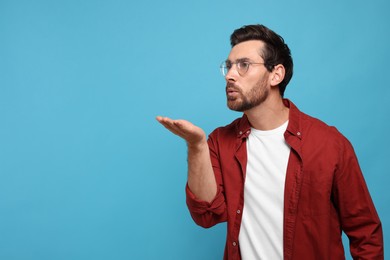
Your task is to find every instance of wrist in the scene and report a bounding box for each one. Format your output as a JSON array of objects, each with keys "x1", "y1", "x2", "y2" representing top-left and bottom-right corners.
[{"x1": 187, "y1": 139, "x2": 208, "y2": 152}]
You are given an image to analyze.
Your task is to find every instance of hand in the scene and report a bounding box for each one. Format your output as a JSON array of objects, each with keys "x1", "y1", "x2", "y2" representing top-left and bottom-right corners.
[{"x1": 156, "y1": 116, "x2": 206, "y2": 147}]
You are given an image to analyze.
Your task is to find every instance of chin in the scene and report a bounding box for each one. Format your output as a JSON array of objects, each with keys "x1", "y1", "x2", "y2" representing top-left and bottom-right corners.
[{"x1": 227, "y1": 102, "x2": 245, "y2": 112}]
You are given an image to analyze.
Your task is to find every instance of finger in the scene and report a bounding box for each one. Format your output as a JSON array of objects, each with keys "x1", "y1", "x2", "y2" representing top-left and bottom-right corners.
[
  {"x1": 156, "y1": 116, "x2": 171, "y2": 124},
  {"x1": 157, "y1": 117, "x2": 187, "y2": 137},
  {"x1": 156, "y1": 116, "x2": 175, "y2": 129},
  {"x1": 158, "y1": 117, "x2": 185, "y2": 131}
]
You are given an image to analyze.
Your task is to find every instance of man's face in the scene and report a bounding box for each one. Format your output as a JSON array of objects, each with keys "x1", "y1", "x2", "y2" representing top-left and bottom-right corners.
[{"x1": 224, "y1": 40, "x2": 271, "y2": 112}]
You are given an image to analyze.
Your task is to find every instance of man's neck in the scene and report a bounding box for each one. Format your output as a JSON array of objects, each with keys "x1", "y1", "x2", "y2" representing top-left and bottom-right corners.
[{"x1": 244, "y1": 96, "x2": 289, "y2": 131}]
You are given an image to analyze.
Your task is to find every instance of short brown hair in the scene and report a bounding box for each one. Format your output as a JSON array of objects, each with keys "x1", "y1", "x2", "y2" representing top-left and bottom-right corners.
[{"x1": 230, "y1": 24, "x2": 293, "y2": 96}]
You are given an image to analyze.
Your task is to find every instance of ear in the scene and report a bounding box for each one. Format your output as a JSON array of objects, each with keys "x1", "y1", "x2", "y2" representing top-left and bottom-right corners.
[{"x1": 270, "y1": 64, "x2": 285, "y2": 87}]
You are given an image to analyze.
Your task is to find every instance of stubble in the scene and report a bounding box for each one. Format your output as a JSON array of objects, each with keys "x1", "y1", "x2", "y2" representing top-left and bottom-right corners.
[{"x1": 226, "y1": 77, "x2": 269, "y2": 112}]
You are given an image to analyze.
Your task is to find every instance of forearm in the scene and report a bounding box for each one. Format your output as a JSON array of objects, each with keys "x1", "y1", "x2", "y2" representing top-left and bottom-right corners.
[
  {"x1": 156, "y1": 116, "x2": 217, "y2": 202},
  {"x1": 187, "y1": 141, "x2": 217, "y2": 203}
]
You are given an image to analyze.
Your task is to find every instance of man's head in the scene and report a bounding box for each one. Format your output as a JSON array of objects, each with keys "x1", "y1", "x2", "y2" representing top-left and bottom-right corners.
[{"x1": 230, "y1": 24, "x2": 293, "y2": 97}]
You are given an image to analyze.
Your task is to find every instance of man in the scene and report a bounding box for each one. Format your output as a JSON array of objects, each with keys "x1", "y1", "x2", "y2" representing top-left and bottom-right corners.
[{"x1": 156, "y1": 24, "x2": 383, "y2": 259}]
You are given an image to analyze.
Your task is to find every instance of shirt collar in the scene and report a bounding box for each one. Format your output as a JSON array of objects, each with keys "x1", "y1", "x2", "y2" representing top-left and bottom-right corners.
[
  {"x1": 283, "y1": 99, "x2": 302, "y2": 140},
  {"x1": 235, "y1": 99, "x2": 302, "y2": 140}
]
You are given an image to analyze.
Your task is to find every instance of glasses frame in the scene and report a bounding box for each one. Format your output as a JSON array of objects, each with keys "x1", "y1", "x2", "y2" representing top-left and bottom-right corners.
[{"x1": 220, "y1": 60, "x2": 265, "y2": 76}]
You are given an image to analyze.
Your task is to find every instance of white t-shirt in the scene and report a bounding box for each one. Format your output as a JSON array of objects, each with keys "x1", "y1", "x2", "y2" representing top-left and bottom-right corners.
[{"x1": 239, "y1": 121, "x2": 290, "y2": 260}]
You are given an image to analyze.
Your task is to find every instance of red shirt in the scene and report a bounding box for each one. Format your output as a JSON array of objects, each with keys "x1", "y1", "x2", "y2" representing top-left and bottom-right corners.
[{"x1": 186, "y1": 99, "x2": 383, "y2": 260}]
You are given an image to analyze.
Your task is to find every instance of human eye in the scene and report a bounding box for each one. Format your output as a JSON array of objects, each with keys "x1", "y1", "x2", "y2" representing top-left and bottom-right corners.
[
  {"x1": 238, "y1": 61, "x2": 250, "y2": 70},
  {"x1": 225, "y1": 61, "x2": 232, "y2": 69}
]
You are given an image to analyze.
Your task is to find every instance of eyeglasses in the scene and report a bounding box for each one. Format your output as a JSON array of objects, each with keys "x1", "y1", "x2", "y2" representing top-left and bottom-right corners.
[{"x1": 220, "y1": 60, "x2": 265, "y2": 76}]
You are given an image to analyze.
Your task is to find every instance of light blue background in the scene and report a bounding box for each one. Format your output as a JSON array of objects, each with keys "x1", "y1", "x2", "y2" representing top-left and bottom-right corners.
[{"x1": 0, "y1": 0, "x2": 388, "y2": 259}]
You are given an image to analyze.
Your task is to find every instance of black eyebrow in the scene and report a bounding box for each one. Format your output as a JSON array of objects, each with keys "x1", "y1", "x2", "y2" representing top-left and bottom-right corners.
[
  {"x1": 237, "y1": 58, "x2": 251, "y2": 62},
  {"x1": 225, "y1": 57, "x2": 251, "y2": 63}
]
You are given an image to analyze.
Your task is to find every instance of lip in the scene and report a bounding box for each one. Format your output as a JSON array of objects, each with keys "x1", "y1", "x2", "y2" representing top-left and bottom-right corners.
[
  {"x1": 226, "y1": 87, "x2": 239, "y2": 95},
  {"x1": 226, "y1": 88, "x2": 240, "y2": 100}
]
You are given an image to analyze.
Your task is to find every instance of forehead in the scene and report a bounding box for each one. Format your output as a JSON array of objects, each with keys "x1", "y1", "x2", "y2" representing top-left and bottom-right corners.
[{"x1": 228, "y1": 40, "x2": 265, "y2": 61}]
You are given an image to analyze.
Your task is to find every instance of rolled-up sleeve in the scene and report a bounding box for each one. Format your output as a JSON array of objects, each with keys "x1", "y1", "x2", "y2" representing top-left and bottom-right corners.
[{"x1": 186, "y1": 184, "x2": 227, "y2": 228}]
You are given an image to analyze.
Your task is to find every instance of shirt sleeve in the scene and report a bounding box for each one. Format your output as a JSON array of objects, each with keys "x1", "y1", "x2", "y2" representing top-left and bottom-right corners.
[
  {"x1": 332, "y1": 133, "x2": 384, "y2": 259},
  {"x1": 185, "y1": 130, "x2": 228, "y2": 228}
]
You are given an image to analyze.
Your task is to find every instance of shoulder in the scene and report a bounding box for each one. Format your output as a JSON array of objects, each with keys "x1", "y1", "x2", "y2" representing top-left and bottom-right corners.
[
  {"x1": 284, "y1": 99, "x2": 352, "y2": 152},
  {"x1": 298, "y1": 109, "x2": 353, "y2": 153},
  {"x1": 302, "y1": 111, "x2": 346, "y2": 139}
]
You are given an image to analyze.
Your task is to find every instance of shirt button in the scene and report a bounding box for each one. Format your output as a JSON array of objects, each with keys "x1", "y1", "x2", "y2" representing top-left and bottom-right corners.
[
  {"x1": 236, "y1": 210, "x2": 241, "y2": 214},
  {"x1": 239, "y1": 131, "x2": 243, "y2": 135},
  {"x1": 297, "y1": 132, "x2": 301, "y2": 136},
  {"x1": 232, "y1": 242, "x2": 237, "y2": 246}
]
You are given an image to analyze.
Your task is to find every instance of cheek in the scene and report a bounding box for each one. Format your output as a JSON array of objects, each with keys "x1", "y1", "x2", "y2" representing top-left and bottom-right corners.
[{"x1": 249, "y1": 71, "x2": 269, "y2": 84}]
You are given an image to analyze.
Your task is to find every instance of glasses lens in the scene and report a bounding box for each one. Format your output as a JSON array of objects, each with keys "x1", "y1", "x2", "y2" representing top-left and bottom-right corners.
[
  {"x1": 237, "y1": 61, "x2": 250, "y2": 75},
  {"x1": 220, "y1": 62, "x2": 228, "y2": 76}
]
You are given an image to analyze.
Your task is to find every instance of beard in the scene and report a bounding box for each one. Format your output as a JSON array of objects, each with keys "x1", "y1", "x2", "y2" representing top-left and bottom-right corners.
[{"x1": 226, "y1": 78, "x2": 269, "y2": 112}]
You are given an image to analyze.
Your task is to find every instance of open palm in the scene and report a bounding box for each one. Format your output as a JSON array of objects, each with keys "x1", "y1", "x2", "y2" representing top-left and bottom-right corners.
[{"x1": 156, "y1": 116, "x2": 206, "y2": 146}]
